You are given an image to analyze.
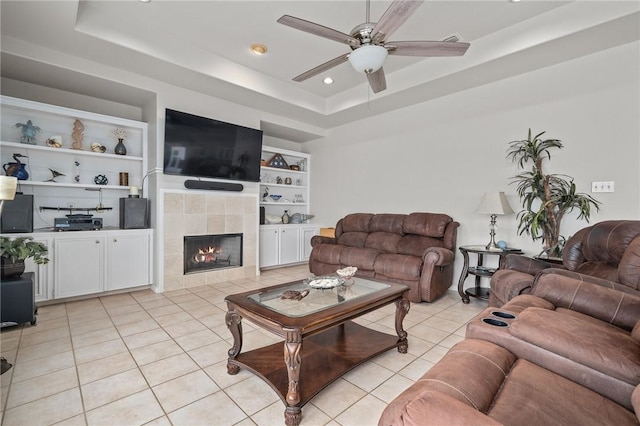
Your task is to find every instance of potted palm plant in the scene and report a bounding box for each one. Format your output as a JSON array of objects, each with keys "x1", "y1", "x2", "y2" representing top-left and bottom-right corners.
[
  {"x1": 507, "y1": 129, "x2": 600, "y2": 257},
  {"x1": 0, "y1": 236, "x2": 49, "y2": 279}
]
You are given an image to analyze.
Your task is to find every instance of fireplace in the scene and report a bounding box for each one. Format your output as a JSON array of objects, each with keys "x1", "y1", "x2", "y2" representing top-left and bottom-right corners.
[{"x1": 184, "y1": 233, "x2": 243, "y2": 274}]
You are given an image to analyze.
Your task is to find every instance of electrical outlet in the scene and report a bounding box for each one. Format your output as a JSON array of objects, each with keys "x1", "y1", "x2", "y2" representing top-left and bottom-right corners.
[{"x1": 591, "y1": 181, "x2": 615, "y2": 193}]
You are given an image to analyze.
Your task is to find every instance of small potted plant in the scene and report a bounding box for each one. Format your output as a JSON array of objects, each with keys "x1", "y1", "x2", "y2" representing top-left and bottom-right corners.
[{"x1": 0, "y1": 236, "x2": 49, "y2": 279}]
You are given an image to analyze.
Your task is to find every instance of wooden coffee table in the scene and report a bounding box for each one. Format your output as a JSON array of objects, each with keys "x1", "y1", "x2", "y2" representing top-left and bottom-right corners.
[{"x1": 224, "y1": 276, "x2": 410, "y2": 426}]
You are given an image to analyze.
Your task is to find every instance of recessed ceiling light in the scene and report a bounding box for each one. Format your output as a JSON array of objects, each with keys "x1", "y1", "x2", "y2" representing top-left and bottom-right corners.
[
  {"x1": 139, "y1": 0, "x2": 151, "y2": 3},
  {"x1": 323, "y1": 77, "x2": 334, "y2": 85},
  {"x1": 510, "y1": 0, "x2": 522, "y2": 2},
  {"x1": 250, "y1": 44, "x2": 268, "y2": 55}
]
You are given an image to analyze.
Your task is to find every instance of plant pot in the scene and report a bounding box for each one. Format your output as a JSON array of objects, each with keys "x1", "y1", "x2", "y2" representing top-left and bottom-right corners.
[{"x1": 1, "y1": 258, "x2": 25, "y2": 279}]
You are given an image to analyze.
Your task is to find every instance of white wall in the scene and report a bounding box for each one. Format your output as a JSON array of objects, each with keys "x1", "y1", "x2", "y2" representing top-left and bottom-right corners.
[{"x1": 307, "y1": 42, "x2": 640, "y2": 276}]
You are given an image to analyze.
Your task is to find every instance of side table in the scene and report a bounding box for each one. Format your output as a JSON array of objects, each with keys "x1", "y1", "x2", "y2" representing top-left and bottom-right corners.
[{"x1": 457, "y1": 246, "x2": 523, "y2": 304}]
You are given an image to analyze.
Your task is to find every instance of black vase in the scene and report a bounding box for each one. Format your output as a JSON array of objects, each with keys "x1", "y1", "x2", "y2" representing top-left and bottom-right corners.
[
  {"x1": 114, "y1": 138, "x2": 127, "y2": 155},
  {"x1": 1, "y1": 258, "x2": 25, "y2": 279}
]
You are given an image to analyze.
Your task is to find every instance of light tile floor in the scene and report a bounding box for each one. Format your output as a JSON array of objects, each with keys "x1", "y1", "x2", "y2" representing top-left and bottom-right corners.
[{"x1": 0, "y1": 265, "x2": 486, "y2": 426}]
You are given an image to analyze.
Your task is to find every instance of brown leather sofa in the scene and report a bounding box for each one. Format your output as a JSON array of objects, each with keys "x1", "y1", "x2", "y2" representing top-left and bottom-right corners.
[
  {"x1": 489, "y1": 220, "x2": 640, "y2": 307},
  {"x1": 308, "y1": 212, "x2": 459, "y2": 302},
  {"x1": 379, "y1": 270, "x2": 640, "y2": 425}
]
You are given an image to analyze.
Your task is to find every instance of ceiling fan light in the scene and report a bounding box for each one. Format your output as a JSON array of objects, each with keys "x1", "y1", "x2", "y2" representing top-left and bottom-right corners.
[{"x1": 348, "y1": 45, "x2": 388, "y2": 74}]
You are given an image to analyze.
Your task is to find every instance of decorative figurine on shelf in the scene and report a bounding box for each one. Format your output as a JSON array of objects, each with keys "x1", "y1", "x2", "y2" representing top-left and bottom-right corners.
[
  {"x1": 262, "y1": 186, "x2": 269, "y2": 201},
  {"x1": 90, "y1": 143, "x2": 106, "y2": 153},
  {"x1": 113, "y1": 128, "x2": 127, "y2": 155},
  {"x1": 45, "y1": 135, "x2": 63, "y2": 148},
  {"x1": 282, "y1": 210, "x2": 290, "y2": 224},
  {"x1": 3, "y1": 154, "x2": 29, "y2": 180},
  {"x1": 45, "y1": 169, "x2": 65, "y2": 182},
  {"x1": 71, "y1": 119, "x2": 84, "y2": 150},
  {"x1": 94, "y1": 174, "x2": 108, "y2": 185},
  {"x1": 73, "y1": 160, "x2": 80, "y2": 183},
  {"x1": 15, "y1": 120, "x2": 41, "y2": 144}
]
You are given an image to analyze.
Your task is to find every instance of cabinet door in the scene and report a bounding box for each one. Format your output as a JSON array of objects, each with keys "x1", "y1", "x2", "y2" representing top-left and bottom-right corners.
[
  {"x1": 300, "y1": 226, "x2": 318, "y2": 262},
  {"x1": 259, "y1": 227, "x2": 279, "y2": 268},
  {"x1": 107, "y1": 233, "x2": 151, "y2": 291},
  {"x1": 54, "y1": 237, "x2": 104, "y2": 298},
  {"x1": 280, "y1": 227, "x2": 300, "y2": 265},
  {"x1": 23, "y1": 237, "x2": 52, "y2": 302}
]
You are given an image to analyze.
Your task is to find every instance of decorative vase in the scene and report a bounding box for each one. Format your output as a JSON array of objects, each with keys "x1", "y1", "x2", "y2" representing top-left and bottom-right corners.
[
  {"x1": 114, "y1": 138, "x2": 127, "y2": 155},
  {"x1": 1, "y1": 258, "x2": 25, "y2": 279},
  {"x1": 3, "y1": 163, "x2": 29, "y2": 180},
  {"x1": 282, "y1": 210, "x2": 290, "y2": 224}
]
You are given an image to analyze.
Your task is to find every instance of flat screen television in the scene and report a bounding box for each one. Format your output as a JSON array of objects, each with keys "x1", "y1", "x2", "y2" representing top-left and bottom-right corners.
[{"x1": 163, "y1": 109, "x2": 263, "y2": 183}]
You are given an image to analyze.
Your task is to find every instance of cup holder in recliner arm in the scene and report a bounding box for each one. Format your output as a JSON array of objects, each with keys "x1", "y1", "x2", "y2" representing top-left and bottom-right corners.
[
  {"x1": 490, "y1": 311, "x2": 516, "y2": 319},
  {"x1": 481, "y1": 318, "x2": 509, "y2": 327}
]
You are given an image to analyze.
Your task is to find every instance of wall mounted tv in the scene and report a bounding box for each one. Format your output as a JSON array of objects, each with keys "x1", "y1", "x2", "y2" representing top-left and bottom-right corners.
[{"x1": 163, "y1": 109, "x2": 263, "y2": 183}]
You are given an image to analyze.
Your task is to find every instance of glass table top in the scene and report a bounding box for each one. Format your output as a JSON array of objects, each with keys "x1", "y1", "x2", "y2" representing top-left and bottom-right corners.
[{"x1": 247, "y1": 277, "x2": 390, "y2": 317}]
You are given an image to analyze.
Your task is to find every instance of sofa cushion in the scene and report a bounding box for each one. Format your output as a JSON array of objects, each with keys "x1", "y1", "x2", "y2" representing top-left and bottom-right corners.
[
  {"x1": 310, "y1": 244, "x2": 344, "y2": 265},
  {"x1": 374, "y1": 254, "x2": 422, "y2": 280},
  {"x1": 369, "y1": 214, "x2": 405, "y2": 234},
  {"x1": 396, "y1": 235, "x2": 444, "y2": 257},
  {"x1": 509, "y1": 308, "x2": 640, "y2": 386},
  {"x1": 403, "y1": 213, "x2": 452, "y2": 238},
  {"x1": 581, "y1": 221, "x2": 640, "y2": 265},
  {"x1": 337, "y1": 232, "x2": 369, "y2": 248},
  {"x1": 340, "y1": 247, "x2": 381, "y2": 270},
  {"x1": 489, "y1": 359, "x2": 638, "y2": 426},
  {"x1": 341, "y1": 213, "x2": 374, "y2": 232},
  {"x1": 365, "y1": 232, "x2": 402, "y2": 253}
]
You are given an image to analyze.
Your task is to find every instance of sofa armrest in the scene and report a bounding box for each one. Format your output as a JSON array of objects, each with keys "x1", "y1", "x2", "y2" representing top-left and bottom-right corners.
[
  {"x1": 422, "y1": 247, "x2": 454, "y2": 266},
  {"x1": 503, "y1": 254, "x2": 560, "y2": 275},
  {"x1": 532, "y1": 270, "x2": 640, "y2": 330},
  {"x1": 310, "y1": 235, "x2": 336, "y2": 247}
]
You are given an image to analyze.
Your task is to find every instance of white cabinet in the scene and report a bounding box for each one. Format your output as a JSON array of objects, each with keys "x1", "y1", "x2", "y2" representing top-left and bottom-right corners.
[
  {"x1": 259, "y1": 224, "x2": 318, "y2": 268},
  {"x1": 0, "y1": 96, "x2": 148, "y2": 230},
  {"x1": 8, "y1": 234, "x2": 52, "y2": 302},
  {"x1": 107, "y1": 233, "x2": 151, "y2": 291},
  {"x1": 54, "y1": 235, "x2": 104, "y2": 298},
  {"x1": 279, "y1": 226, "x2": 300, "y2": 265},
  {"x1": 300, "y1": 226, "x2": 319, "y2": 261}
]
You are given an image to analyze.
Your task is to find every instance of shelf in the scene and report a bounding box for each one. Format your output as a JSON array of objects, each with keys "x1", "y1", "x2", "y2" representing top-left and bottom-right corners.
[
  {"x1": 1, "y1": 141, "x2": 143, "y2": 161},
  {"x1": 260, "y1": 202, "x2": 307, "y2": 206},
  {"x1": 260, "y1": 166, "x2": 306, "y2": 175},
  {"x1": 260, "y1": 182, "x2": 307, "y2": 189},
  {"x1": 16, "y1": 181, "x2": 130, "y2": 191}
]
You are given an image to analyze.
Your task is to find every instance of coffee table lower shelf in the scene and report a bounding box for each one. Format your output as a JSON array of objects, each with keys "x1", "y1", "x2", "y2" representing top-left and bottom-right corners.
[{"x1": 228, "y1": 320, "x2": 402, "y2": 410}]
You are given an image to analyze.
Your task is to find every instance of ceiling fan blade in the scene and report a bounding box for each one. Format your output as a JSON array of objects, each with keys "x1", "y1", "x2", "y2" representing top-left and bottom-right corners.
[
  {"x1": 367, "y1": 68, "x2": 387, "y2": 93},
  {"x1": 292, "y1": 53, "x2": 350, "y2": 82},
  {"x1": 386, "y1": 41, "x2": 470, "y2": 57},
  {"x1": 371, "y1": 0, "x2": 424, "y2": 44},
  {"x1": 277, "y1": 15, "x2": 360, "y2": 47}
]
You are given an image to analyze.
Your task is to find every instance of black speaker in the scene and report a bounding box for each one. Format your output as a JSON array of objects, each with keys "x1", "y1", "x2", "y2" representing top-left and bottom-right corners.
[
  {"x1": 119, "y1": 198, "x2": 150, "y2": 229},
  {"x1": 260, "y1": 206, "x2": 265, "y2": 225},
  {"x1": 184, "y1": 180, "x2": 243, "y2": 192},
  {"x1": 1, "y1": 194, "x2": 33, "y2": 233}
]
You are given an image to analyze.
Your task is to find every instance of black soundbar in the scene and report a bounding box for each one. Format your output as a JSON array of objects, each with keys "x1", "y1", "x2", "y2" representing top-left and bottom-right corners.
[{"x1": 184, "y1": 180, "x2": 244, "y2": 192}]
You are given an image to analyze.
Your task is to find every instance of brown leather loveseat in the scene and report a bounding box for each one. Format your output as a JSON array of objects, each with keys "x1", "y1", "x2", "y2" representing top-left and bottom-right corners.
[
  {"x1": 309, "y1": 213, "x2": 459, "y2": 302},
  {"x1": 379, "y1": 269, "x2": 640, "y2": 425},
  {"x1": 489, "y1": 220, "x2": 640, "y2": 307}
]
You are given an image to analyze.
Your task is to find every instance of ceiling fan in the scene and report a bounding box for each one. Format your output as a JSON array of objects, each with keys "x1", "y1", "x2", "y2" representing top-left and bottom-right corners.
[{"x1": 277, "y1": 0, "x2": 470, "y2": 93}]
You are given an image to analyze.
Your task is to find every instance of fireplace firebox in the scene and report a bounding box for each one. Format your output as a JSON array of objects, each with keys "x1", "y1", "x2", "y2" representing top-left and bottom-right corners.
[{"x1": 184, "y1": 233, "x2": 243, "y2": 274}]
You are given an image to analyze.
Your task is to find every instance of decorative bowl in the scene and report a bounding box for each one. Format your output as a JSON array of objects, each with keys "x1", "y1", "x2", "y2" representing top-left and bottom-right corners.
[
  {"x1": 336, "y1": 266, "x2": 357, "y2": 279},
  {"x1": 305, "y1": 275, "x2": 345, "y2": 289},
  {"x1": 269, "y1": 194, "x2": 282, "y2": 202}
]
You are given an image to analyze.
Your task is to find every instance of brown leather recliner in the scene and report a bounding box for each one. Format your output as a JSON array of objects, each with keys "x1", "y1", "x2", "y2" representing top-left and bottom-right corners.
[
  {"x1": 489, "y1": 220, "x2": 640, "y2": 307},
  {"x1": 309, "y1": 212, "x2": 459, "y2": 302}
]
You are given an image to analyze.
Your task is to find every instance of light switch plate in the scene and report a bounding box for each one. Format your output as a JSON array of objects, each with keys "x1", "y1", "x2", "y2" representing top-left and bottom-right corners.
[{"x1": 592, "y1": 181, "x2": 615, "y2": 193}]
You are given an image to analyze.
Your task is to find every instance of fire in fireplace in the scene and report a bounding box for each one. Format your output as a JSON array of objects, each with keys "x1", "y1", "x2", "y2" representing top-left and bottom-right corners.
[{"x1": 184, "y1": 233, "x2": 243, "y2": 274}]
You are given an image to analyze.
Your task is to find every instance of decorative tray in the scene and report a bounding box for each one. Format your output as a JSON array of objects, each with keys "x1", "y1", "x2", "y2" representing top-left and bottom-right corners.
[{"x1": 305, "y1": 275, "x2": 346, "y2": 289}]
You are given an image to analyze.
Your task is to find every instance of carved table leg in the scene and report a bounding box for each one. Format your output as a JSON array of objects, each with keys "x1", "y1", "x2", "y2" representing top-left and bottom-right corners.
[
  {"x1": 457, "y1": 248, "x2": 471, "y2": 303},
  {"x1": 394, "y1": 293, "x2": 410, "y2": 354},
  {"x1": 225, "y1": 309, "x2": 243, "y2": 375},
  {"x1": 283, "y1": 328, "x2": 302, "y2": 426}
]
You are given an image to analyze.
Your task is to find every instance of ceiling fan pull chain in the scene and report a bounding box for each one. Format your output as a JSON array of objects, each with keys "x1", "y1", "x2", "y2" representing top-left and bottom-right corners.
[{"x1": 366, "y1": 0, "x2": 370, "y2": 23}]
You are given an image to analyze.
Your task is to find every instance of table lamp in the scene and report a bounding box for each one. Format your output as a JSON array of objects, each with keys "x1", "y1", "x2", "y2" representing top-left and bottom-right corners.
[
  {"x1": 475, "y1": 191, "x2": 514, "y2": 250},
  {"x1": 0, "y1": 176, "x2": 18, "y2": 216}
]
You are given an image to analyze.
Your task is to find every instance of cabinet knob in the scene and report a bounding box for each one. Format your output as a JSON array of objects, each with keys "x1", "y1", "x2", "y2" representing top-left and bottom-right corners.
[
  {"x1": 96, "y1": 240, "x2": 100, "y2": 244},
  {"x1": 113, "y1": 239, "x2": 117, "y2": 243}
]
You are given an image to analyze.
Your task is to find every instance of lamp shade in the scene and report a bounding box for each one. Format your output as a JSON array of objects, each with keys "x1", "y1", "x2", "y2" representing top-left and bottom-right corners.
[
  {"x1": 475, "y1": 192, "x2": 514, "y2": 215},
  {"x1": 0, "y1": 176, "x2": 18, "y2": 201},
  {"x1": 348, "y1": 45, "x2": 388, "y2": 73}
]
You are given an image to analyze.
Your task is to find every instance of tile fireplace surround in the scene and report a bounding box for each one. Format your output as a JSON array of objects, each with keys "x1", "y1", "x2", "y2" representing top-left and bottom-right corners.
[{"x1": 162, "y1": 191, "x2": 258, "y2": 292}]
